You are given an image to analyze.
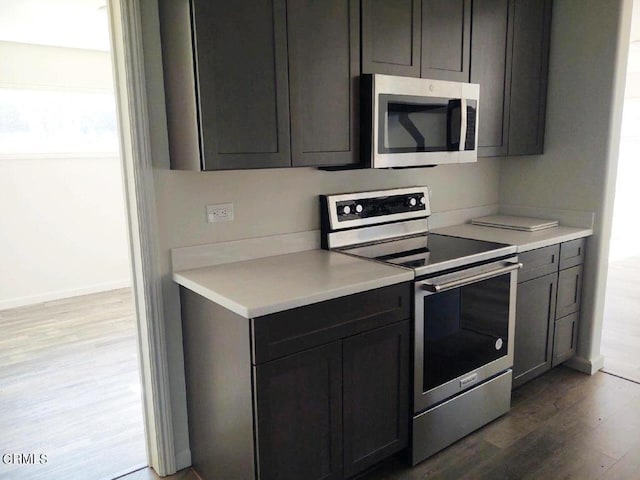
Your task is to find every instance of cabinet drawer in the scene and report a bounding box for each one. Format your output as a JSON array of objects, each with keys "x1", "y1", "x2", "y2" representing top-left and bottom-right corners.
[
  {"x1": 518, "y1": 244, "x2": 560, "y2": 283},
  {"x1": 556, "y1": 265, "x2": 583, "y2": 318},
  {"x1": 252, "y1": 283, "x2": 410, "y2": 364},
  {"x1": 560, "y1": 238, "x2": 586, "y2": 270}
]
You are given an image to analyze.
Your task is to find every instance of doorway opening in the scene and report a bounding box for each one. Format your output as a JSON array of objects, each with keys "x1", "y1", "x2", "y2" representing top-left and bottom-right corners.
[
  {"x1": 601, "y1": 0, "x2": 640, "y2": 384},
  {"x1": 0, "y1": 1, "x2": 147, "y2": 478}
]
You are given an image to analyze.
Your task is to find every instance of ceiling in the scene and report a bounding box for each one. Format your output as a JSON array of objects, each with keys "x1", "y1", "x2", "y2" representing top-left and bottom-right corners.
[{"x1": 0, "y1": 0, "x2": 110, "y2": 51}]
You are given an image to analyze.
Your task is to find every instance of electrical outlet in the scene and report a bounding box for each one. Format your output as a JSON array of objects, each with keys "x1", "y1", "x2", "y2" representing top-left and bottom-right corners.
[{"x1": 206, "y1": 203, "x2": 234, "y2": 223}]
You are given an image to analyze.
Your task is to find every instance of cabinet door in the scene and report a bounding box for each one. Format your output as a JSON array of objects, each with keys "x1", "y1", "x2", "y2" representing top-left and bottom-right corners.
[
  {"x1": 507, "y1": 0, "x2": 552, "y2": 155},
  {"x1": 191, "y1": 0, "x2": 291, "y2": 170},
  {"x1": 255, "y1": 342, "x2": 342, "y2": 480},
  {"x1": 361, "y1": 0, "x2": 421, "y2": 77},
  {"x1": 343, "y1": 321, "x2": 410, "y2": 477},
  {"x1": 513, "y1": 273, "x2": 557, "y2": 388},
  {"x1": 553, "y1": 313, "x2": 579, "y2": 367},
  {"x1": 470, "y1": 0, "x2": 513, "y2": 157},
  {"x1": 420, "y1": 0, "x2": 471, "y2": 82},
  {"x1": 556, "y1": 265, "x2": 583, "y2": 319},
  {"x1": 287, "y1": 0, "x2": 360, "y2": 167}
]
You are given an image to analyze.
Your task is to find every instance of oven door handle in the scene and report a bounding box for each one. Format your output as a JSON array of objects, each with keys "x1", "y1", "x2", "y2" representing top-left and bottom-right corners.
[{"x1": 421, "y1": 261, "x2": 523, "y2": 293}]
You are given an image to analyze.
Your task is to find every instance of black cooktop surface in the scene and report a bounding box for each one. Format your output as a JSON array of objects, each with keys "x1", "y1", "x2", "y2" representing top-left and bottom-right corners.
[{"x1": 339, "y1": 234, "x2": 516, "y2": 275}]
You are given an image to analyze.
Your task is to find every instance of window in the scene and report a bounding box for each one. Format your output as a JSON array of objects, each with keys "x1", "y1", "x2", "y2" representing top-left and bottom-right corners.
[{"x1": 0, "y1": 88, "x2": 119, "y2": 157}]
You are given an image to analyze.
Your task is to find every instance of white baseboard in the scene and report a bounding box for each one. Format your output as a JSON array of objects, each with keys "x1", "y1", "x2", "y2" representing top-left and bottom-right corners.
[
  {"x1": 565, "y1": 354, "x2": 605, "y2": 375},
  {"x1": 175, "y1": 448, "x2": 192, "y2": 471},
  {"x1": 0, "y1": 279, "x2": 132, "y2": 310}
]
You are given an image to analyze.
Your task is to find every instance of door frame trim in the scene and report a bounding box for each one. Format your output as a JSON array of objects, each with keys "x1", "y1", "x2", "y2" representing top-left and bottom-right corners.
[{"x1": 108, "y1": 0, "x2": 176, "y2": 475}]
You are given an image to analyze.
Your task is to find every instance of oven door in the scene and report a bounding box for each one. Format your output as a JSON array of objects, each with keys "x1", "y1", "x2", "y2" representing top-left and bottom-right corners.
[{"x1": 414, "y1": 257, "x2": 520, "y2": 413}]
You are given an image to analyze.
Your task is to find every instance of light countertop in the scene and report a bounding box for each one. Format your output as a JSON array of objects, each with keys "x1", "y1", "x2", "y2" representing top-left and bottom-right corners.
[
  {"x1": 173, "y1": 249, "x2": 414, "y2": 318},
  {"x1": 431, "y1": 224, "x2": 592, "y2": 252}
]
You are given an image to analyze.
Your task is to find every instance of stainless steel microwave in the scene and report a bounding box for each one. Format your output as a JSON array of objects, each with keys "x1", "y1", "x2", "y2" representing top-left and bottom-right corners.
[{"x1": 361, "y1": 74, "x2": 480, "y2": 168}]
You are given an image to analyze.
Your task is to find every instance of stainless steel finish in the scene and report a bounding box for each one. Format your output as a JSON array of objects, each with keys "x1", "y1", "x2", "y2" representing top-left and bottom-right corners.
[
  {"x1": 325, "y1": 186, "x2": 431, "y2": 231},
  {"x1": 459, "y1": 98, "x2": 468, "y2": 151},
  {"x1": 421, "y1": 261, "x2": 522, "y2": 293},
  {"x1": 411, "y1": 370, "x2": 512, "y2": 465},
  {"x1": 327, "y1": 219, "x2": 429, "y2": 250},
  {"x1": 411, "y1": 243, "x2": 517, "y2": 277},
  {"x1": 459, "y1": 373, "x2": 478, "y2": 388},
  {"x1": 369, "y1": 74, "x2": 480, "y2": 168},
  {"x1": 413, "y1": 256, "x2": 519, "y2": 412}
]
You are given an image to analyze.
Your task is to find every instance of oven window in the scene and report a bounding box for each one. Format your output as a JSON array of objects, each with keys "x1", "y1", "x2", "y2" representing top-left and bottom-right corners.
[
  {"x1": 379, "y1": 94, "x2": 461, "y2": 154},
  {"x1": 422, "y1": 273, "x2": 510, "y2": 392}
]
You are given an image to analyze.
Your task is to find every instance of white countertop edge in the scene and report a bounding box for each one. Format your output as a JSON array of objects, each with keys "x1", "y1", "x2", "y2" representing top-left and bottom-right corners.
[
  {"x1": 173, "y1": 269, "x2": 414, "y2": 319},
  {"x1": 514, "y1": 228, "x2": 593, "y2": 252}
]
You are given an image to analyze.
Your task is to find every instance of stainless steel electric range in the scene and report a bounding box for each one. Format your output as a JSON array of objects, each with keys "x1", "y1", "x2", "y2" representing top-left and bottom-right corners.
[{"x1": 320, "y1": 186, "x2": 521, "y2": 465}]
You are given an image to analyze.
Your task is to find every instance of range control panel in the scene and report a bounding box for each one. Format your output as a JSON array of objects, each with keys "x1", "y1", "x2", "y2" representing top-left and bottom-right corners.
[
  {"x1": 336, "y1": 193, "x2": 427, "y2": 221},
  {"x1": 321, "y1": 186, "x2": 431, "y2": 232}
]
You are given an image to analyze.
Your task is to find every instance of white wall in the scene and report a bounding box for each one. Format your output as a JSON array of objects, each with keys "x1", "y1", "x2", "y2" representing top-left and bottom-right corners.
[
  {"x1": 500, "y1": 0, "x2": 632, "y2": 372},
  {"x1": 0, "y1": 42, "x2": 131, "y2": 309},
  {"x1": 610, "y1": 0, "x2": 640, "y2": 260}
]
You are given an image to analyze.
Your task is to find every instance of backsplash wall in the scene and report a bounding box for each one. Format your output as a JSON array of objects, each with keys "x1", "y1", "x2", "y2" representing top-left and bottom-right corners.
[{"x1": 153, "y1": 160, "x2": 500, "y2": 250}]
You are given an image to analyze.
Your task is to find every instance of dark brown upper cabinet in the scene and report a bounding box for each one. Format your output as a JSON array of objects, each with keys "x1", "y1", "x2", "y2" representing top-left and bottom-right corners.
[
  {"x1": 470, "y1": 0, "x2": 514, "y2": 157},
  {"x1": 361, "y1": 0, "x2": 422, "y2": 77},
  {"x1": 159, "y1": 0, "x2": 359, "y2": 171},
  {"x1": 508, "y1": 0, "x2": 552, "y2": 155},
  {"x1": 471, "y1": 0, "x2": 553, "y2": 158},
  {"x1": 159, "y1": 0, "x2": 291, "y2": 170},
  {"x1": 287, "y1": 0, "x2": 360, "y2": 167},
  {"x1": 421, "y1": 0, "x2": 471, "y2": 82}
]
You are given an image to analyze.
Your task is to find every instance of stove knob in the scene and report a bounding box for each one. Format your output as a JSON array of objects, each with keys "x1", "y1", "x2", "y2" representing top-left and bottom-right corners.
[
  {"x1": 341, "y1": 205, "x2": 351, "y2": 215},
  {"x1": 420, "y1": 196, "x2": 426, "y2": 205},
  {"x1": 355, "y1": 204, "x2": 364, "y2": 213},
  {"x1": 408, "y1": 197, "x2": 417, "y2": 207}
]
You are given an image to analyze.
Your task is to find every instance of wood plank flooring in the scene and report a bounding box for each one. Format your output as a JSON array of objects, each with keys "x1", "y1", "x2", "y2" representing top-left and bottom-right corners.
[
  {"x1": 602, "y1": 255, "x2": 640, "y2": 383},
  {"x1": 124, "y1": 368, "x2": 640, "y2": 480},
  {"x1": 0, "y1": 288, "x2": 146, "y2": 480}
]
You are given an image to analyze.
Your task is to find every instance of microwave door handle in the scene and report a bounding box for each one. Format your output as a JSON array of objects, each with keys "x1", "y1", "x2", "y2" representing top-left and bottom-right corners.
[
  {"x1": 421, "y1": 261, "x2": 522, "y2": 293},
  {"x1": 459, "y1": 98, "x2": 468, "y2": 151}
]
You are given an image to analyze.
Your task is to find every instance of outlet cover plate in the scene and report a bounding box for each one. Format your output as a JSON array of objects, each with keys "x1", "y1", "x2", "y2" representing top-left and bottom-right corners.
[{"x1": 206, "y1": 203, "x2": 234, "y2": 223}]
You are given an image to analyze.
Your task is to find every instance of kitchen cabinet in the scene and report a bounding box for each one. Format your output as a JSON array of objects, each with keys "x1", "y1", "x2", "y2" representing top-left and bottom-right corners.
[
  {"x1": 470, "y1": 0, "x2": 513, "y2": 157},
  {"x1": 159, "y1": 0, "x2": 359, "y2": 171},
  {"x1": 513, "y1": 238, "x2": 585, "y2": 389},
  {"x1": 158, "y1": 0, "x2": 291, "y2": 170},
  {"x1": 507, "y1": 0, "x2": 553, "y2": 155},
  {"x1": 361, "y1": 0, "x2": 471, "y2": 83},
  {"x1": 361, "y1": 0, "x2": 421, "y2": 77},
  {"x1": 420, "y1": 0, "x2": 471, "y2": 82},
  {"x1": 513, "y1": 245, "x2": 558, "y2": 388},
  {"x1": 471, "y1": 0, "x2": 553, "y2": 157},
  {"x1": 287, "y1": 0, "x2": 360, "y2": 167},
  {"x1": 255, "y1": 342, "x2": 343, "y2": 480},
  {"x1": 180, "y1": 282, "x2": 411, "y2": 480},
  {"x1": 343, "y1": 322, "x2": 409, "y2": 477}
]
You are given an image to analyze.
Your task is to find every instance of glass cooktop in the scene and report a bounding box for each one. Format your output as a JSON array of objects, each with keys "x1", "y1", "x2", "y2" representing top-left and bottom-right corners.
[{"x1": 339, "y1": 234, "x2": 516, "y2": 276}]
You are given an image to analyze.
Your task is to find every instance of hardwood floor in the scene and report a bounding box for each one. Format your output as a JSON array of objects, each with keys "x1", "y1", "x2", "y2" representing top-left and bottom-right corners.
[
  {"x1": 123, "y1": 367, "x2": 640, "y2": 480},
  {"x1": 0, "y1": 289, "x2": 146, "y2": 480},
  {"x1": 601, "y1": 256, "x2": 640, "y2": 383},
  {"x1": 361, "y1": 367, "x2": 640, "y2": 480}
]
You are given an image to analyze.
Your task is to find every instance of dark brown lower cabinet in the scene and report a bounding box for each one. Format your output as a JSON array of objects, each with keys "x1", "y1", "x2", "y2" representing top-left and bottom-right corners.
[
  {"x1": 513, "y1": 273, "x2": 557, "y2": 388},
  {"x1": 343, "y1": 321, "x2": 410, "y2": 477},
  {"x1": 180, "y1": 283, "x2": 411, "y2": 480},
  {"x1": 255, "y1": 342, "x2": 343, "y2": 480},
  {"x1": 513, "y1": 239, "x2": 586, "y2": 389}
]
